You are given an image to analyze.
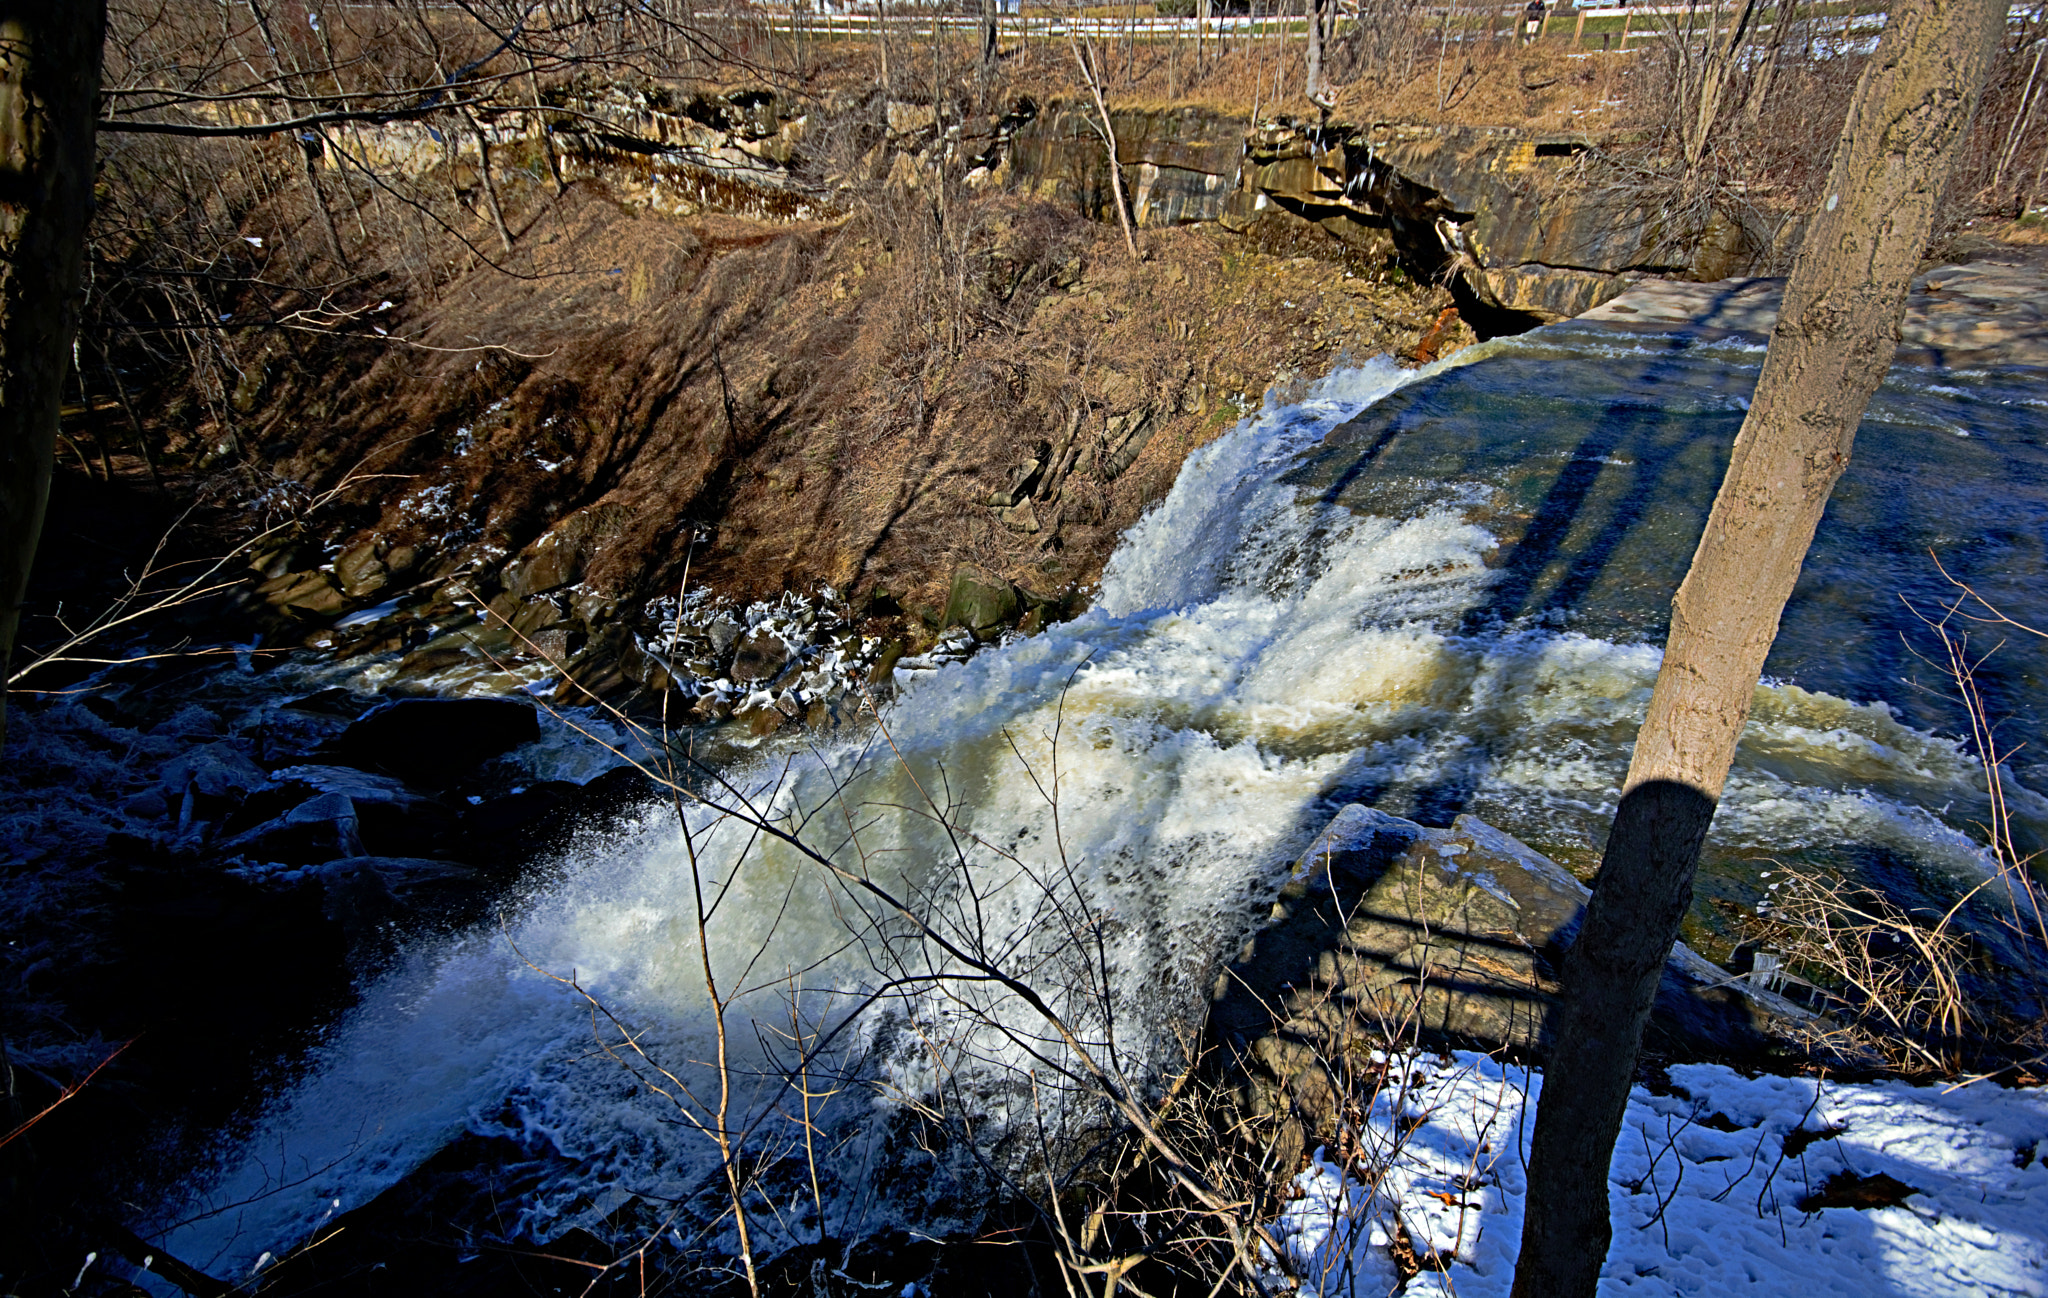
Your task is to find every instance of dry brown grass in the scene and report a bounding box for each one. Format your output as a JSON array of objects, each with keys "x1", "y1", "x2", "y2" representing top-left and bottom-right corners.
[{"x1": 228, "y1": 170, "x2": 1454, "y2": 631}]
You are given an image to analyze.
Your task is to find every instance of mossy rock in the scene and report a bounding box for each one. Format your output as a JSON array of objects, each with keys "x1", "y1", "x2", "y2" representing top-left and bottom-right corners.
[{"x1": 940, "y1": 564, "x2": 1020, "y2": 639}]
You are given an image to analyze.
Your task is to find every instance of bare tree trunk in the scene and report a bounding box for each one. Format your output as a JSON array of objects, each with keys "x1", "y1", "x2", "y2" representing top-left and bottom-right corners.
[
  {"x1": 1072, "y1": 35, "x2": 1142, "y2": 262},
  {"x1": 1995, "y1": 33, "x2": 2048, "y2": 201},
  {"x1": 1308, "y1": 0, "x2": 1328, "y2": 100},
  {"x1": 1685, "y1": 0, "x2": 1763, "y2": 171},
  {"x1": 0, "y1": 0, "x2": 105, "y2": 749},
  {"x1": 982, "y1": 0, "x2": 1000, "y2": 69},
  {"x1": 1738, "y1": 0, "x2": 1799, "y2": 127},
  {"x1": 1510, "y1": 0, "x2": 2008, "y2": 1293},
  {"x1": 463, "y1": 107, "x2": 516, "y2": 255}
]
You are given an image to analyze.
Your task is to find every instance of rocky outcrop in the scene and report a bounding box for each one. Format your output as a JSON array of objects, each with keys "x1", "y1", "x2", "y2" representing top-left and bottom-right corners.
[
  {"x1": 1211, "y1": 804, "x2": 1824, "y2": 1168},
  {"x1": 387, "y1": 80, "x2": 1766, "y2": 331},
  {"x1": 325, "y1": 697, "x2": 541, "y2": 786},
  {"x1": 1577, "y1": 255, "x2": 2048, "y2": 368},
  {"x1": 996, "y1": 106, "x2": 1769, "y2": 326}
]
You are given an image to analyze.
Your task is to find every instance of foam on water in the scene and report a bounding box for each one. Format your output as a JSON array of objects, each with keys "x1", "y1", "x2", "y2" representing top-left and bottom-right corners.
[{"x1": 147, "y1": 350, "x2": 2024, "y2": 1282}]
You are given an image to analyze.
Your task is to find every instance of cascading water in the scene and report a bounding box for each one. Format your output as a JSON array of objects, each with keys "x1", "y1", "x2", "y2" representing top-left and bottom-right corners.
[{"x1": 141, "y1": 330, "x2": 2047, "y2": 1288}]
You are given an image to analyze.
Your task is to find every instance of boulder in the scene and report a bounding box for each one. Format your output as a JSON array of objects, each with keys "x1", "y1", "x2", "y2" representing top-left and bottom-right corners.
[
  {"x1": 257, "y1": 569, "x2": 348, "y2": 618},
  {"x1": 325, "y1": 697, "x2": 540, "y2": 786},
  {"x1": 940, "y1": 565, "x2": 1020, "y2": 639},
  {"x1": 162, "y1": 741, "x2": 270, "y2": 801},
  {"x1": 314, "y1": 855, "x2": 485, "y2": 954},
  {"x1": 1213, "y1": 806, "x2": 1823, "y2": 1161},
  {"x1": 502, "y1": 505, "x2": 627, "y2": 600},
  {"x1": 997, "y1": 498, "x2": 1041, "y2": 533},
  {"x1": 706, "y1": 612, "x2": 745, "y2": 657},
  {"x1": 453, "y1": 780, "x2": 583, "y2": 865},
  {"x1": 334, "y1": 541, "x2": 389, "y2": 599},
  {"x1": 268, "y1": 764, "x2": 458, "y2": 855},
  {"x1": 217, "y1": 791, "x2": 366, "y2": 864},
  {"x1": 730, "y1": 626, "x2": 793, "y2": 683}
]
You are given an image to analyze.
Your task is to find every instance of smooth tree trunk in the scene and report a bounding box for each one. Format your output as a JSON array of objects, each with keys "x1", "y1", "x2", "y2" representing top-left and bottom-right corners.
[
  {"x1": 1307, "y1": 0, "x2": 1328, "y2": 102},
  {"x1": 1509, "y1": 0, "x2": 2008, "y2": 1293},
  {"x1": 1685, "y1": 0, "x2": 1763, "y2": 171},
  {"x1": 1738, "y1": 0, "x2": 1800, "y2": 127},
  {"x1": 1072, "y1": 36, "x2": 1142, "y2": 263},
  {"x1": 0, "y1": 2, "x2": 104, "y2": 750}
]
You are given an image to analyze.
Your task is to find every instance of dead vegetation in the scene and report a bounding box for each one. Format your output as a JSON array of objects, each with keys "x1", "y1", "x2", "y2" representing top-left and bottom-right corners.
[{"x1": 200, "y1": 165, "x2": 1454, "y2": 635}]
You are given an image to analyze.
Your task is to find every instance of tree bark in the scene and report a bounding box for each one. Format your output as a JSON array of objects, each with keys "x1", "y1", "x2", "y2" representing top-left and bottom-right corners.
[
  {"x1": 0, "y1": 2, "x2": 104, "y2": 750},
  {"x1": 1510, "y1": 0, "x2": 2008, "y2": 1293},
  {"x1": 1685, "y1": 0, "x2": 1763, "y2": 172},
  {"x1": 1307, "y1": 0, "x2": 1328, "y2": 102},
  {"x1": 1072, "y1": 36, "x2": 1142, "y2": 263},
  {"x1": 1738, "y1": 0, "x2": 1800, "y2": 127}
]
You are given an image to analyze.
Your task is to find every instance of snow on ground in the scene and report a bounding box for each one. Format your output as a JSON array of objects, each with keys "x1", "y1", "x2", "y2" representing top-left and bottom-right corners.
[{"x1": 1266, "y1": 1051, "x2": 2048, "y2": 1297}]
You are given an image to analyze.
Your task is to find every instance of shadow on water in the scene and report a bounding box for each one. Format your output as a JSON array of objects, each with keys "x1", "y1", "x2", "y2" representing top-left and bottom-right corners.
[
  {"x1": 1263, "y1": 308, "x2": 2048, "y2": 886},
  {"x1": 1279, "y1": 326, "x2": 1742, "y2": 832}
]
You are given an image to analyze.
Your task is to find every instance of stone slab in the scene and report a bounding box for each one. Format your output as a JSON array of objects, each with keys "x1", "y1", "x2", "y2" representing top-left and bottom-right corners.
[
  {"x1": 1210, "y1": 805, "x2": 1833, "y2": 1165},
  {"x1": 1573, "y1": 254, "x2": 2048, "y2": 367}
]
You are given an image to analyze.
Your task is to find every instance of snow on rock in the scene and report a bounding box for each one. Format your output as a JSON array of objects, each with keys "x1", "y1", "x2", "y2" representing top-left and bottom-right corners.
[{"x1": 1267, "y1": 1050, "x2": 2048, "y2": 1297}]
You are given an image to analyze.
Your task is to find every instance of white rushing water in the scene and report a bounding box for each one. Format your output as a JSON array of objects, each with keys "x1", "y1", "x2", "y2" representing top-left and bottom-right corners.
[{"x1": 147, "y1": 352, "x2": 2011, "y2": 1286}]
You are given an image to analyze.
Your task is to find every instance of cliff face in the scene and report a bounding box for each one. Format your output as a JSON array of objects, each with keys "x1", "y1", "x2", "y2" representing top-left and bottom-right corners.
[
  {"x1": 157, "y1": 84, "x2": 1779, "y2": 728},
  {"x1": 990, "y1": 104, "x2": 1769, "y2": 326},
  {"x1": 473, "y1": 85, "x2": 1771, "y2": 328}
]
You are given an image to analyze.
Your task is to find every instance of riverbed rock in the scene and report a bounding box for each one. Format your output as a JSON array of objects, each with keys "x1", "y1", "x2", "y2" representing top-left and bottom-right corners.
[
  {"x1": 217, "y1": 791, "x2": 367, "y2": 864},
  {"x1": 257, "y1": 568, "x2": 349, "y2": 618},
  {"x1": 325, "y1": 697, "x2": 540, "y2": 785},
  {"x1": 504, "y1": 505, "x2": 631, "y2": 600},
  {"x1": 268, "y1": 764, "x2": 458, "y2": 856},
  {"x1": 1577, "y1": 259, "x2": 2048, "y2": 368},
  {"x1": 1212, "y1": 805, "x2": 1822, "y2": 1165},
  {"x1": 335, "y1": 541, "x2": 390, "y2": 599},
  {"x1": 314, "y1": 855, "x2": 486, "y2": 954},
  {"x1": 730, "y1": 625, "x2": 794, "y2": 683}
]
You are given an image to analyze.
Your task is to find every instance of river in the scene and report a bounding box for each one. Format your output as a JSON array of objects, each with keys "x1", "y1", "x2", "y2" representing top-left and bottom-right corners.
[{"x1": 134, "y1": 319, "x2": 2048, "y2": 1289}]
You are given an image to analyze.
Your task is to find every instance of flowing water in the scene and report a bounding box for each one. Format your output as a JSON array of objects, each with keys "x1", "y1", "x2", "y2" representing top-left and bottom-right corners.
[{"x1": 144, "y1": 324, "x2": 2048, "y2": 1285}]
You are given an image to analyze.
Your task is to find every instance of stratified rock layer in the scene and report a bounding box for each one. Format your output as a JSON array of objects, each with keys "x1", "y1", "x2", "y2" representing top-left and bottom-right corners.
[{"x1": 1211, "y1": 805, "x2": 1821, "y2": 1168}]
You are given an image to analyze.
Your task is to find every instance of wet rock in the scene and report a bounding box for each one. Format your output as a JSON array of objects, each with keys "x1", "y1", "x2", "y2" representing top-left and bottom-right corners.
[
  {"x1": 257, "y1": 569, "x2": 348, "y2": 618},
  {"x1": 511, "y1": 593, "x2": 572, "y2": 636},
  {"x1": 335, "y1": 541, "x2": 390, "y2": 599},
  {"x1": 1214, "y1": 805, "x2": 1822, "y2": 1165},
  {"x1": 735, "y1": 697, "x2": 789, "y2": 736},
  {"x1": 284, "y1": 687, "x2": 379, "y2": 719},
  {"x1": 325, "y1": 697, "x2": 540, "y2": 786},
  {"x1": 574, "y1": 764, "x2": 658, "y2": 821},
  {"x1": 940, "y1": 565, "x2": 1020, "y2": 640},
  {"x1": 269, "y1": 764, "x2": 458, "y2": 856},
  {"x1": 247, "y1": 530, "x2": 321, "y2": 580},
  {"x1": 706, "y1": 612, "x2": 745, "y2": 657},
  {"x1": 503, "y1": 505, "x2": 628, "y2": 600},
  {"x1": 454, "y1": 780, "x2": 583, "y2": 865},
  {"x1": 218, "y1": 791, "x2": 366, "y2": 864},
  {"x1": 503, "y1": 531, "x2": 585, "y2": 600},
  {"x1": 527, "y1": 626, "x2": 579, "y2": 663},
  {"x1": 163, "y1": 740, "x2": 270, "y2": 802},
  {"x1": 314, "y1": 855, "x2": 485, "y2": 952},
  {"x1": 562, "y1": 623, "x2": 648, "y2": 702},
  {"x1": 730, "y1": 626, "x2": 793, "y2": 683}
]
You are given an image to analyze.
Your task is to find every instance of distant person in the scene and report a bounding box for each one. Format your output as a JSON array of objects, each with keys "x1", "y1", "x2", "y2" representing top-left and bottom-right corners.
[{"x1": 1524, "y1": 0, "x2": 1547, "y2": 41}]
